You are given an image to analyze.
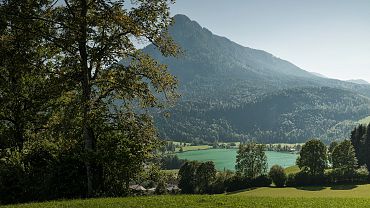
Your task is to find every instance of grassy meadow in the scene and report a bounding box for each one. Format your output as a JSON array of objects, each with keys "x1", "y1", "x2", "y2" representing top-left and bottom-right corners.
[
  {"x1": 5, "y1": 188, "x2": 370, "y2": 208},
  {"x1": 232, "y1": 184, "x2": 370, "y2": 198},
  {"x1": 175, "y1": 145, "x2": 211, "y2": 152}
]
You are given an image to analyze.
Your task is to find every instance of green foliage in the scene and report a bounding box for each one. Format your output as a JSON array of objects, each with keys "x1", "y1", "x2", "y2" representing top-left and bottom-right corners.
[
  {"x1": 235, "y1": 142, "x2": 267, "y2": 178},
  {"x1": 269, "y1": 165, "x2": 287, "y2": 187},
  {"x1": 332, "y1": 140, "x2": 357, "y2": 173},
  {"x1": 350, "y1": 124, "x2": 370, "y2": 169},
  {"x1": 160, "y1": 154, "x2": 186, "y2": 170},
  {"x1": 0, "y1": 151, "x2": 25, "y2": 204},
  {"x1": 297, "y1": 139, "x2": 327, "y2": 176},
  {"x1": 328, "y1": 141, "x2": 339, "y2": 164},
  {"x1": 285, "y1": 171, "x2": 327, "y2": 187},
  {"x1": 252, "y1": 175, "x2": 272, "y2": 187},
  {"x1": 178, "y1": 161, "x2": 199, "y2": 194},
  {"x1": 0, "y1": 0, "x2": 62, "y2": 151},
  {"x1": 178, "y1": 161, "x2": 217, "y2": 194},
  {"x1": 195, "y1": 161, "x2": 216, "y2": 193},
  {"x1": 154, "y1": 180, "x2": 167, "y2": 195},
  {"x1": 0, "y1": 0, "x2": 180, "y2": 201}
]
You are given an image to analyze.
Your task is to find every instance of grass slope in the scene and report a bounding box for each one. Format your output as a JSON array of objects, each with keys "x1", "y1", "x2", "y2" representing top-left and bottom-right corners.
[
  {"x1": 285, "y1": 165, "x2": 300, "y2": 174},
  {"x1": 5, "y1": 185, "x2": 370, "y2": 208},
  {"x1": 4, "y1": 194, "x2": 370, "y2": 208},
  {"x1": 175, "y1": 145, "x2": 211, "y2": 152},
  {"x1": 233, "y1": 184, "x2": 370, "y2": 198}
]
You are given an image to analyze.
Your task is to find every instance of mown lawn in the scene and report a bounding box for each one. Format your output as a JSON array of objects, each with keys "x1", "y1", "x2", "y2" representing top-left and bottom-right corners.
[
  {"x1": 3, "y1": 195, "x2": 370, "y2": 208},
  {"x1": 232, "y1": 184, "x2": 370, "y2": 198},
  {"x1": 285, "y1": 165, "x2": 300, "y2": 174},
  {"x1": 175, "y1": 145, "x2": 211, "y2": 152},
  {"x1": 5, "y1": 186, "x2": 370, "y2": 208}
]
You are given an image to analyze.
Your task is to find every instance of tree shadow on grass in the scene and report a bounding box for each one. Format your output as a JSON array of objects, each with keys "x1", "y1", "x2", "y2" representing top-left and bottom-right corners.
[
  {"x1": 330, "y1": 184, "x2": 357, "y2": 190},
  {"x1": 295, "y1": 186, "x2": 325, "y2": 191}
]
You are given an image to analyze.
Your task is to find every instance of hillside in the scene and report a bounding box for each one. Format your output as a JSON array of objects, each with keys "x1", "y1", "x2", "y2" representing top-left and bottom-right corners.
[
  {"x1": 347, "y1": 79, "x2": 370, "y2": 85},
  {"x1": 146, "y1": 14, "x2": 370, "y2": 143}
]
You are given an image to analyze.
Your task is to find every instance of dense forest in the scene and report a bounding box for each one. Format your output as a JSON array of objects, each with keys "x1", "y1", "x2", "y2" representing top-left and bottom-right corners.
[{"x1": 150, "y1": 15, "x2": 370, "y2": 143}]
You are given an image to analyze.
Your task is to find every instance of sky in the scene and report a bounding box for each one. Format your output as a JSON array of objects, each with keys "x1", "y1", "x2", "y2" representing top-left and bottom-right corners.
[{"x1": 170, "y1": 0, "x2": 370, "y2": 82}]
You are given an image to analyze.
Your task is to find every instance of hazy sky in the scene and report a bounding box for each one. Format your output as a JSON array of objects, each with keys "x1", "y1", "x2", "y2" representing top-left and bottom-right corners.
[{"x1": 170, "y1": 0, "x2": 370, "y2": 82}]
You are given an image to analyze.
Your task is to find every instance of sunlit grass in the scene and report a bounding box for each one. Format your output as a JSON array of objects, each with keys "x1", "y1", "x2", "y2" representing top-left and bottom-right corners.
[{"x1": 4, "y1": 194, "x2": 370, "y2": 208}]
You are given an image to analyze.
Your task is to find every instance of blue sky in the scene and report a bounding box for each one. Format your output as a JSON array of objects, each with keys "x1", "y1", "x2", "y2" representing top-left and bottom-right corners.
[{"x1": 170, "y1": 0, "x2": 370, "y2": 82}]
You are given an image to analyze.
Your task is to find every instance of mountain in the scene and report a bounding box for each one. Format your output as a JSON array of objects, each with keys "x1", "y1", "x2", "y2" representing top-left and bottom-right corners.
[
  {"x1": 310, "y1": 72, "x2": 327, "y2": 78},
  {"x1": 144, "y1": 14, "x2": 370, "y2": 144},
  {"x1": 347, "y1": 79, "x2": 370, "y2": 85}
]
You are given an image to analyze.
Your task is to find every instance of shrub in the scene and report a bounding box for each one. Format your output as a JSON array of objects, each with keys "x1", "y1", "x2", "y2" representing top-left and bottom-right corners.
[
  {"x1": 49, "y1": 146, "x2": 86, "y2": 199},
  {"x1": 354, "y1": 166, "x2": 369, "y2": 182},
  {"x1": 269, "y1": 165, "x2": 287, "y2": 187},
  {"x1": 285, "y1": 171, "x2": 328, "y2": 186},
  {"x1": 0, "y1": 151, "x2": 26, "y2": 204},
  {"x1": 252, "y1": 175, "x2": 272, "y2": 187},
  {"x1": 326, "y1": 166, "x2": 369, "y2": 184},
  {"x1": 155, "y1": 180, "x2": 167, "y2": 195},
  {"x1": 208, "y1": 170, "x2": 234, "y2": 194},
  {"x1": 286, "y1": 173, "x2": 296, "y2": 187},
  {"x1": 225, "y1": 175, "x2": 250, "y2": 192},
  {"x1": 22, "y1": 142, "x2": 57, "y2": 201}
]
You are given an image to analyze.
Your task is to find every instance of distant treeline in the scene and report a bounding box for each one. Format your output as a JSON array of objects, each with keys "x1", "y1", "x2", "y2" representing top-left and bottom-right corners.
[{"x1": 156, "y1": 87, "x2": 370, "y2": 144}]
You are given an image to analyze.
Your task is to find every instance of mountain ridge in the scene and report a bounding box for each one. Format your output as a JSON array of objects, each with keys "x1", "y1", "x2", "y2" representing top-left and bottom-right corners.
[{"x1": 144, "y1": 14, "x2": 370, "y2": 143}]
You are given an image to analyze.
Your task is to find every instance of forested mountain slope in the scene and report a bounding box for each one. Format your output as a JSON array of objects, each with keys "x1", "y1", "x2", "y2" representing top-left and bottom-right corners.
[{"x1": 145, "y1": 14, "x2": 370, "y2": 143}]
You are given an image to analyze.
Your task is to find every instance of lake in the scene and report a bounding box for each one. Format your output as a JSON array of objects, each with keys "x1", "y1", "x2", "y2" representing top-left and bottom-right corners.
[{"x1": 176, "y1": 149, "x2": 298, "y2": 171}]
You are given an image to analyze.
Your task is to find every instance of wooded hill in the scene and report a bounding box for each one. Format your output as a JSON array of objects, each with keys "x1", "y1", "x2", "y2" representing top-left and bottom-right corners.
[{"x1": 145, "y1": 15, "x2": 370, "y2": 143}]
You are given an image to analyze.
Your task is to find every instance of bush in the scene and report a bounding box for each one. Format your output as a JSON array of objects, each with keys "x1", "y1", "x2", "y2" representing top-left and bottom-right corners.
[
  {"x1": 269, "y1": 165, "x2": 287, "y2": 187},
  {"x1": 252, "y1": 175, "x2": 271, "y2": 187},
  {"x1": 0, "y1": 151, "x2": 26, "y2": 204},
  {"x1": 224, "y1": 175, "x2": 250, "y2": 192},
  {"x1": 285, "y1": 171, "x2": 327, "y2": 187},
  {"x1": 155, "y1": 180, "x2": 167, "y2": 195},
  {"x1": 208, "y1": 170, "x2": 234, "y2": 194},
  {"x1": 286, "y1": 173, "x2": 296, "y2": 187},
  {"x1": 22, "y1": 142, "x2": 57, "y2": 201},
  {"x1": 49, "y1": 146, "x2": 86, "y2": 199},
  {"x1": 354, "y1": 166, "x2": 369, "y2": 182},
  {"x1": 326, "y1": 166, "x2": 369, "y2": 184}
]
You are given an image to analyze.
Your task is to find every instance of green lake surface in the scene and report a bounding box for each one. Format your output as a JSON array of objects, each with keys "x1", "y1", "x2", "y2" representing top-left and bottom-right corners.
[{"x1": 176, "y1": 149, "x2": 298, "y2": 170}]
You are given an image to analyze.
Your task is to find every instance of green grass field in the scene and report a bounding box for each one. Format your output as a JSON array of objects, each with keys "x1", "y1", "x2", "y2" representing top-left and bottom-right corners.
[
  {"x1": 175, "y1": 145, "x2": 211, "y2": 152},
  {"x1": 4, "y1": 191, "x2": 370, "y2": 208},
  {"x1": 285, "y1": 165, "x2": 300, "y2": 174},
  {"x1": 233, "y1": 184, "x2": 370, "y2": 198}
]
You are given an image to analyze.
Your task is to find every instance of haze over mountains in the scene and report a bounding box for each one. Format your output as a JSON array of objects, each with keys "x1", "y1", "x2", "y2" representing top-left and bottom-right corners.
[{"x1": 145, "y1": 14, "x2": 370, "y2": 143}]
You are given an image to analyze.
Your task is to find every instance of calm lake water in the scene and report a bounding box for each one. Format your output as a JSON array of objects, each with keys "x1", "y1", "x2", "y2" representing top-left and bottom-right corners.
[{"x1": 176, "y1": 149, "x2": 298, "y2": 171}]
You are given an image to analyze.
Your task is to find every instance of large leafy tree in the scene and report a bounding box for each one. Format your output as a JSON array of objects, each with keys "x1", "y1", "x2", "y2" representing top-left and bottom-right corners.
[
  {"x1": 268, "y1": 165, "x2": 286, "y2": 187},
  {"x1": 297, "y1": 139, "x2": 327, "y2": 175},
  {"x1": 0, "y1": 0, "x2": 61, "y2": 150},
  {"x1": 332, "y1": 139, "x2": 357, "y2": 172},
  {"x1": 195, "y1": 161, "x2": 216, "y2": 193},
  {"x1": 4, "y1": 0, "x2": 180, "y2": 196},
  {"x1": 328, "y1": 140, "x2": 338, "y2": 164},
  {"x1": 178, "y1": 161, "x2": 199, "y2": 194},
  {"x1": 235, "y1": 141, "x2": 267, "y2": 179}
]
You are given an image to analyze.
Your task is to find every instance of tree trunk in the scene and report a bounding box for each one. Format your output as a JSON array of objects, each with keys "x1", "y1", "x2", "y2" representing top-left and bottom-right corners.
[{"x1": 78, "y1": 0, "x2": 95, "y2": 197}]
